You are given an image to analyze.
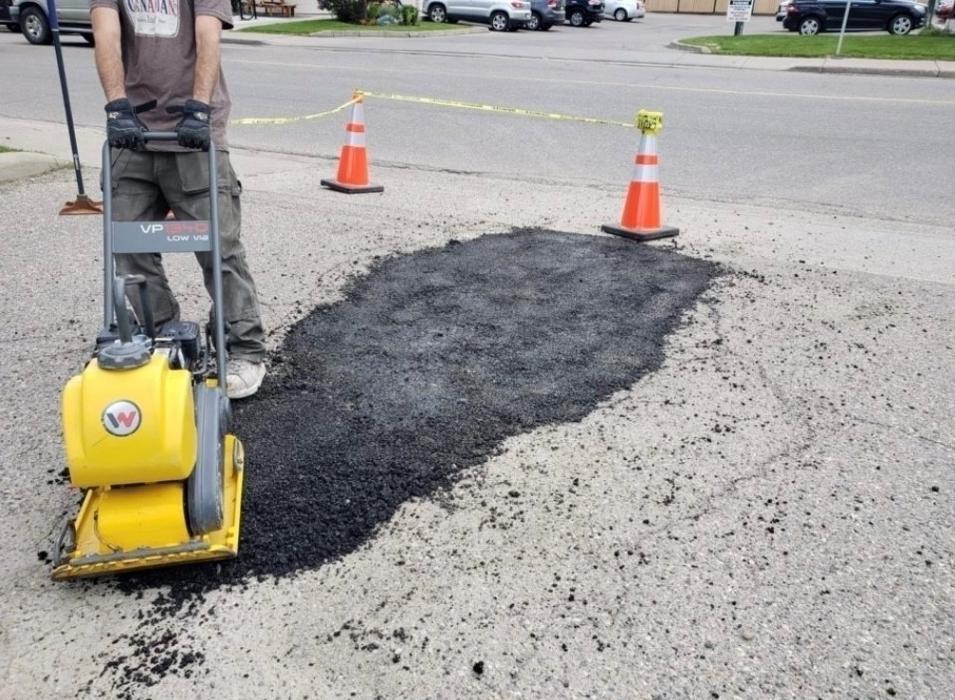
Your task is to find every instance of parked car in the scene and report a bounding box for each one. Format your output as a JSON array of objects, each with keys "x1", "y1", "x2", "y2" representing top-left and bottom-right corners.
[
  {"x1": 525, "y1": 0, "x2": 565, "y2": 29},
  {"x1": 423, "y1": 0, "x2": 532, "y2": 30},
  {"x1": 564, "y1": 0, "x2": 604, "y2": 25},
  {"x1": 11, "y1": 0, "x2": 93, "y2": 44},
  {"x1": 2, "y1": 0, "x2": 20, "y2": 31},
  {"x1": 776, "y1": 0, "x2": 791, "y2": 20},
  {"x1": 937, "y1": 0, "x2": 954, "y2": 21},
  {"x1": 603, "y1": 0, "x2": 644, "y2": 20},
  {"x1": 783, "y1": 0, "x2": 926, "y2": 35}
]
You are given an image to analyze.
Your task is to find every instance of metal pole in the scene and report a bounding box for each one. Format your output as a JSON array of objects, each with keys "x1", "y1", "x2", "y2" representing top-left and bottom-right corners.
[
  {"x1": 836, "y1": 0, "x2": 851, "y2": 56},
  {"x1": 734, "y1": 20, "x2": 744, "y2": 35},
  {"x1": 48, "y1": 0, "x2": 103, "y2": 215},
  {"x1": 102, "y1": 141, "x2": 114, "y2": 327},
  {"x1": 208, "y1": 142, "x2": 228, "y2": 384}
]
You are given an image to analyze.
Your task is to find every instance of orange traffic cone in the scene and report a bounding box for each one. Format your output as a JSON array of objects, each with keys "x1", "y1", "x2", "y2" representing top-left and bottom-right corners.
[
  {"x1": 321, "y1": 93, "x2": 383, "y2": 195},
  {"x1": 601, "y1": 110, "x2": 678, "y2": 243}
]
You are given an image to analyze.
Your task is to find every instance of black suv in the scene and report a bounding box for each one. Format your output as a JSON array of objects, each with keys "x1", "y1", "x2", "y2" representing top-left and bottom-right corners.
[
  {"x1": 565, "y1": 0, "x2": 603, "y2": 26},
  {"x1": 783, "y1": 0, "x2": 926, "y2": 35}
]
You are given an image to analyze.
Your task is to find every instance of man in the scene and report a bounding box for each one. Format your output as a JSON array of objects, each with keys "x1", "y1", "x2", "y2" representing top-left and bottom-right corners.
[{"x1": 90, "y1": 0, "x2": 266, "y2": 399}]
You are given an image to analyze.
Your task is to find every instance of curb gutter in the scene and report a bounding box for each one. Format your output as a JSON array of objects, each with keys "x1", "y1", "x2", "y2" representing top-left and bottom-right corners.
[
  {"x1": 668, "y1": 40, "x2": 711, "y2": 54},
  {"x1": 0, "y1": 152, "x2": 68, "y2": 184},
  {"x1": 791, "y1": 60, "x2": 955, "y2": 78},
  {"x1": 309, "y1": 27, "x2": 481, "y2": 37},
  {"x1": 226, "y1": 27, "x2": 481, "y2": 42},
  {"x1": 668, "y1": 40, "x2": 954, "y2": 78}
]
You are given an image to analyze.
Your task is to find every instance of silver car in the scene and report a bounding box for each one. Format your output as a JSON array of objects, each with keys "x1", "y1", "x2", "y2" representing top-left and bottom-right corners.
[
  {"x1": 11, "y1": 0, "x2": 93, "y2": 44},
  {"x1": 424, "y1": 0, "x2": 533, "y2": 31}
]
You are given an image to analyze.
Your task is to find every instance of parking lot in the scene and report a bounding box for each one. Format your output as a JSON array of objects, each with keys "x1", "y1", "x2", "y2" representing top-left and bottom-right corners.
[{"x1": 1, "y1": 12, "x2": 954, "y2": 699}]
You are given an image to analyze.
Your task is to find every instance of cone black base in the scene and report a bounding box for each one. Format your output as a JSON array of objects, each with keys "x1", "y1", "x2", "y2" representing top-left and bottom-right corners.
[
  {"x1": 321, "y1": 179, "x2": 384, "y2": 195},
  {"x1": 601, "y1": 223, "x2": 679, "y2": 242}
]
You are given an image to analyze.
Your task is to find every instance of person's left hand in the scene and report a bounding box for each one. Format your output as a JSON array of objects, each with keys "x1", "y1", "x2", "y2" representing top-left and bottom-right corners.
[{"x1": 175, "y1": 99, "x2": 212, "y2": 150}]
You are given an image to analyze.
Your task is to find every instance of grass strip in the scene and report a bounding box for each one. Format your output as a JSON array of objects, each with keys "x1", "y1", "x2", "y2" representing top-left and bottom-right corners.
[
  {"x1": 681, "y1": 33, "x2": 955, "y2": 61},
  {"x1": 239, "y1": 18, "x2": 465, "y2": 33}
]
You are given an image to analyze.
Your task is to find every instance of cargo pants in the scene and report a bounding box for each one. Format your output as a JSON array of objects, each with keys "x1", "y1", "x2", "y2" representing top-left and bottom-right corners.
[{"x1": 109, "y1": 149, "x2": 265, "y2": 362}]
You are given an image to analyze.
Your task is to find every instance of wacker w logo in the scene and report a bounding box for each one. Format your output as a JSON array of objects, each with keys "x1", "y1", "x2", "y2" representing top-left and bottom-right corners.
[{"x1": 102, "y1": 400, "x2": 141, "y2": 437}]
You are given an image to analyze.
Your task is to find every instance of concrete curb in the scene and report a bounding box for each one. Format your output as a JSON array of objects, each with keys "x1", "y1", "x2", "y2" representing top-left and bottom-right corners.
[
  {"x1": 227, "y1": 26, "x2": 481, "y2": 42},
  {"x1": 224, "y1": 36, "x2": 267, "y2": 45},
  {"x1": 668, "y1": 39, "x2": 955, "y2": 78},
  {"x1": 308, "y1": 27, "x2": 481, "y2": 37},
  {"x1": 791, "y1": 59, "x2": 955, "y2": 78},
  {"x1": 668, "y1": 40, "x2": 711, "y2": 54},
  {"x1": 790, "y1": 64, "x2": 944, "y2": 78},
  {"x1": 0, "y1": 152, "x2": 68, "y2": 184}
]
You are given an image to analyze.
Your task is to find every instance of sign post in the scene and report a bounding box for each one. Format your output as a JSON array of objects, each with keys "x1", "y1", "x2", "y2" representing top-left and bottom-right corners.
[
  {"x1": 726, "y1": 0, "x2": 754, "y2": 35},
  {"x1": 836, "y1": 0, "x2": 853, "y2": 56}
]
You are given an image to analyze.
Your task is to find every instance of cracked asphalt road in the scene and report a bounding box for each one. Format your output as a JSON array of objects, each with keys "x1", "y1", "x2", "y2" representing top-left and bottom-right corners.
[
  {"x1": 0, "y1": 157, "x2": 951, "y2": 698},
  {"x1": 0, "y1": 20, "x2": 953, "y2": 696}
]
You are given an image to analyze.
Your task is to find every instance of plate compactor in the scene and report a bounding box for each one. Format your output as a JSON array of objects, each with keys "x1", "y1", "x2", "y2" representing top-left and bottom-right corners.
[{"x1": 52, "y1": 133, "x2": 245, "y2": 580}]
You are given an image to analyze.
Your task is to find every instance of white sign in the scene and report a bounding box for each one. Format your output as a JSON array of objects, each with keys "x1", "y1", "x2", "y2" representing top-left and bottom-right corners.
[{"x1": 727, "y1": 0, "x2": 754, "y2": 21}]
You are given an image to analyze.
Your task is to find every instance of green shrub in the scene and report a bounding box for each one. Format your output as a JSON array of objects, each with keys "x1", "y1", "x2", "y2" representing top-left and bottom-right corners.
[
  {"x1": 400, "y1": 4, "x2": 419, "y2": 24},
  {"x1": 318, "y1": 0, "x2": 367, "y2": 23},
  {"x1": 366, "y1": 1, "x2": 381, "y2": 20}
]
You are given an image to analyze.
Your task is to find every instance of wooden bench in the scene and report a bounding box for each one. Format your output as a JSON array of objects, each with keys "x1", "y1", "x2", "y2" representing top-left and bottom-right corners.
[
  {"x1": 241, "y1": 0, "x2": 296, "y2": 16},
  {"x1": 260, "y1": 0, "x2": 296, "y2": 16}
]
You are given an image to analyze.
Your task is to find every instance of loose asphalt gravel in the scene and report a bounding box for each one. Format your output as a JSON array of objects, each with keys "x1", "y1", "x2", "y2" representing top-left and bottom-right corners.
[
  {"x1": 235, "y1": 231, "x2": 715, "y2": 584},
  {"x1": 235, "y1": 230, "x2": 716, "y2": 583},
  {"x1": 103, "y1": 230, "x2": 716, "y2": 691}
]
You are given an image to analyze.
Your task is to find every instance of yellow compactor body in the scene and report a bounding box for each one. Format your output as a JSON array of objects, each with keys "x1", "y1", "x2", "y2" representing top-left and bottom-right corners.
[{"x1": 53, "y1": 353, "x2": 244, "y2": 579}]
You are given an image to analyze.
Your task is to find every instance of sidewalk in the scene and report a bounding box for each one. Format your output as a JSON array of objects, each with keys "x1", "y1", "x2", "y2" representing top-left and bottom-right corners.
[
  {"x1": 670, "y1": 39, "x2": 955, "y2": 78},
  {"x1": 222, "y1": 10, "x2": 482, "y2": 38},
  {"x1": 227, "y1": 9, "x2": 331, "y2": 31}
]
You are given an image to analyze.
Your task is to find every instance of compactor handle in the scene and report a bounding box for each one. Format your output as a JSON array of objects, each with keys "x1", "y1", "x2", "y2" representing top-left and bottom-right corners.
[
  {"x1": 101, "y1": 131, "x2": 226, "y2": 382},
  {"x1": 141, "y1": 131, "x2": 180, "y2": 142}
]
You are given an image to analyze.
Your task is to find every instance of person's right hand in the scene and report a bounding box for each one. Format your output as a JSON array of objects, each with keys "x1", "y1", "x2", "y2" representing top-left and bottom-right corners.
[{"x1": 105, "y1": 98, "x2": 147, "y2": 149}]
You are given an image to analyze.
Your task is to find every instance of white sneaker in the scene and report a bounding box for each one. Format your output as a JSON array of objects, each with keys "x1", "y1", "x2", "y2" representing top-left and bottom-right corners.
[{"x1": 226, "y1": 359, "x2": 266, "y2": 399}]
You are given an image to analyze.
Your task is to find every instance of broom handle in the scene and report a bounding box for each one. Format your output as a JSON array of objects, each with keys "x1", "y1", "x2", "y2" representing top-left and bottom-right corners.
[{"x1": 47, "y1": 0, "x2": 87, "y2": 197}]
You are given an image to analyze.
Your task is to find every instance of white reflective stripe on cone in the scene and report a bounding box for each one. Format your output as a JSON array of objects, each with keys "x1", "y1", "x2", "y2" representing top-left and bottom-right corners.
[
  {"x1": 629, "y1": 164, "x2": 659, "y2": 183},
  {"x1": 637, "y1": 133, "x2": 657, "y2": 156},
  {"x1": 344, "y1": 130, "x2": 367, "y2": 147}
]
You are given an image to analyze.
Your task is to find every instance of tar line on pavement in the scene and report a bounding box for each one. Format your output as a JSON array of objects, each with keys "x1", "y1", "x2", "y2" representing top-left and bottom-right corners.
[{"x1": 98, "y1": 229, "x2": 717, "y2": 691}]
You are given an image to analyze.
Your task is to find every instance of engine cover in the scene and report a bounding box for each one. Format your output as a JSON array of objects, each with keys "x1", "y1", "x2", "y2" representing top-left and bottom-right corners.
[{"x1": 63, "y1": 355, "x2": 197, "y2": 487}]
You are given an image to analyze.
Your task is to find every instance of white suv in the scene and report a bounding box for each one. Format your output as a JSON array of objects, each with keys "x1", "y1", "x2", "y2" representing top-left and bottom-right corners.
[
  {"x1": 424, "y1": 0, "x2": 533, "y2": 30},
  {"x1": 11, "y1": 0, "x2": 93, "y2": 44}
]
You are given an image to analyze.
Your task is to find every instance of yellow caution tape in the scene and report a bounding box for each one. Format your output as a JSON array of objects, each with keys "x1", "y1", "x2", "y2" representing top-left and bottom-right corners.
[
  {"x1": 230, "y1": 97, "x2": 359, "y2": 126},
  {"x1": 231, "y1": 90, "x2": 634, "y2": 129},
  {"x1": 356, "y1": 90, "x2": 634, "y2": 129}
]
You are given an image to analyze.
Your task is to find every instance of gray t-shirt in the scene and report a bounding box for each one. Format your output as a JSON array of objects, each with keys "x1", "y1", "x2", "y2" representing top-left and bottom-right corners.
[{"x1": 89, "y1": 0, "x2": 233, "y2": 150}]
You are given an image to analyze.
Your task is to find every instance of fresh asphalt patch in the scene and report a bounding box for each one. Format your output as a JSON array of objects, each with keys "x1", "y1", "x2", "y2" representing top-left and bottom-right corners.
[{"x1": 99, "y1": 229, "x2": 718, "y2": 690}]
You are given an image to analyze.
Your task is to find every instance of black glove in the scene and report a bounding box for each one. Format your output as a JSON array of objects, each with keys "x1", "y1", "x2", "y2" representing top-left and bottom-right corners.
[
  {"x1": 105, "y1": 98, "x2": 147, "y2": 150},
  {"x1": 175, "y1": 99, "x2": 212, "y2": 150}
]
